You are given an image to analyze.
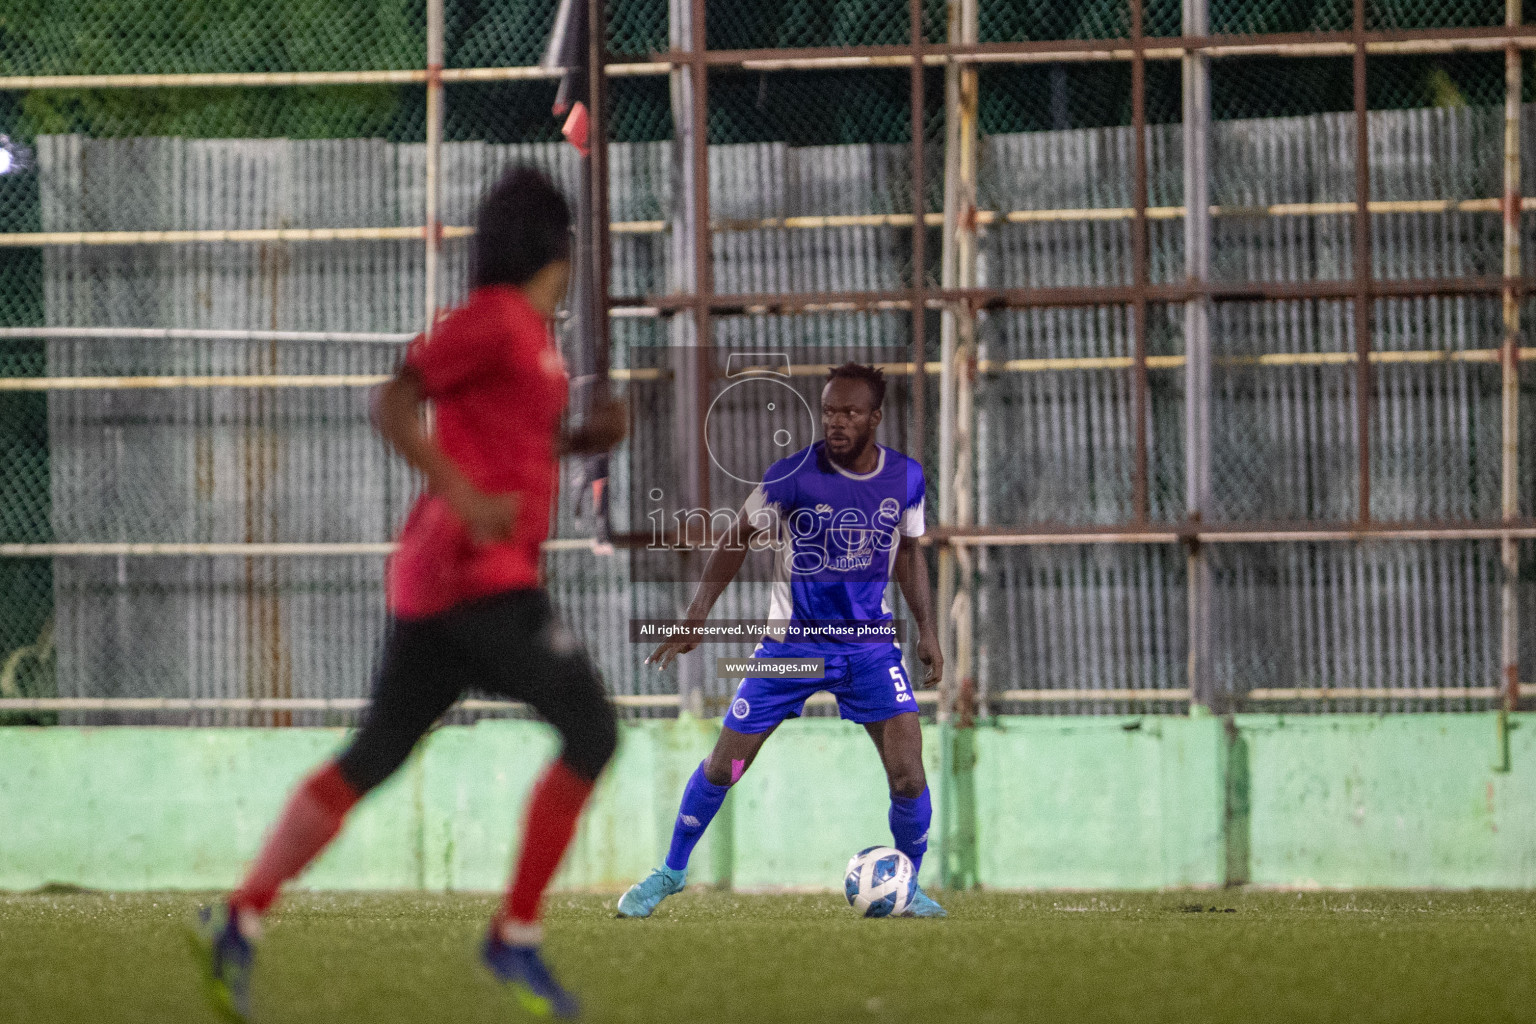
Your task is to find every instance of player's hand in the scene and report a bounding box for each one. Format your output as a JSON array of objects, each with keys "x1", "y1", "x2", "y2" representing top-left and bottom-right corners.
[
  {"x1": 916, "y1": 630, "x2": 943, "y2": 688},
  {"x1": 646, "y1": 631, "x2": 700, "y2": 670},
  {"x1": 448, "y1": 482, "x2": 521, "y2": 544}
]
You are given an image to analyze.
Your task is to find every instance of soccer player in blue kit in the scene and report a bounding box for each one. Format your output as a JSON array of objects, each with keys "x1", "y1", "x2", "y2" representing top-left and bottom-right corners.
[{"x1": 618, "y1": 361, "x2": 947, "y2": 918}]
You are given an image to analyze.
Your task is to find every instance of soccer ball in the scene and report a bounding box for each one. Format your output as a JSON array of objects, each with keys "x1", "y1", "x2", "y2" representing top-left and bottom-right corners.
[{"x1": 843, "y1": 846, "x2": 916, "y2": 918}]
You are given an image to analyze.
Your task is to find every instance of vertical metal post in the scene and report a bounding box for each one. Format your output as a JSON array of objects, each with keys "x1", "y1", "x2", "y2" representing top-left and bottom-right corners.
[
  {"x1": 937, "y1": 0, "x2": 977, "y2": 725},
  {"x1": 690, "y1": 0, "x2": 712, "y2": 523},
  {"x1": 423, "y1": 0, "x2": 444, "y2": 336},
  {"x1": 1130, "y1": 0, "x2": 1151, "y2": 525},
  {"x1": 586, "y1": 0, "x2": 613, "y2": 389},
  {"x1": 909, "y1": 0, "x2": 928, "y2": 479},
  {"x1": 665, "y1": 0, "x2": 712, "y2": 717},
  {"x1": 938, "y1": 0, "x2": 979, "y2": 894},
  {"x1": 1502, "y1": 0, "x2": 1523, "y2": 720},
  {"x1": 1353, "y1": 0, "x2": 1373, "y2": 522},
  {"x1": 1182, "y1": 0, "x2": 1213, "y2": 713}
]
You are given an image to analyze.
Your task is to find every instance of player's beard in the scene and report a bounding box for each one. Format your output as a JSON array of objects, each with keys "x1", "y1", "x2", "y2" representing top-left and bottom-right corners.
[{"x1": 825, "y1": 430, "x2": 873, "y2": 468}]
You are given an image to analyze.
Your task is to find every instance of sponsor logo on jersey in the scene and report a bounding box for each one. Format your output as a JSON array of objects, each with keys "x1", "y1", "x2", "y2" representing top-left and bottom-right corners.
[{"x1": 731, "y1": 697, "x2": 751, "y2": 719}]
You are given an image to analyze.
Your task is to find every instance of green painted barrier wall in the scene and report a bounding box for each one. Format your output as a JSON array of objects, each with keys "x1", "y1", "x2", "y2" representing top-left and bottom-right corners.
[{"x1": 1, "y1": 714, "x2": 1533, "y2": 892}]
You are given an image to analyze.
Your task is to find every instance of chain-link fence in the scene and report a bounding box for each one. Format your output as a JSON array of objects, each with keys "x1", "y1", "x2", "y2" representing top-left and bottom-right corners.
[{"x1": 4, "y1": 1, "x2": 1536, "y2": 722}]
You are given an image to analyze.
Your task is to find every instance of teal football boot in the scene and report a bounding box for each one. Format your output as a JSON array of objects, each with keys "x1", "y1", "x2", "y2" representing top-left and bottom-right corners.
[
  {"x1": 615, "y1": 866, "x2": 686, "y2": 918},
  {"x1": 904, "y1": 885, "x2": 948, "y2": 918}
]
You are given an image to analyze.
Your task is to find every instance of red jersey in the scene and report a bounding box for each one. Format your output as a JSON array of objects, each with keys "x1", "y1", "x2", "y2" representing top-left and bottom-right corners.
[{"x1": 386, "y1": 285, "x2": 568, "y2": 618}]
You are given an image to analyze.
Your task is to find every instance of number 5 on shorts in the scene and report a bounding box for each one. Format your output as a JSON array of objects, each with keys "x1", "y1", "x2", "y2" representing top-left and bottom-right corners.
[{"x1": 889, "y1": 665, "x2": 912, "y2": 702}]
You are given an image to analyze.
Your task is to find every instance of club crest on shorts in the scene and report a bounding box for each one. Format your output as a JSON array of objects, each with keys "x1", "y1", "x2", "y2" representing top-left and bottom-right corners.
[{"x1": 731, "y1": 697, "x2": 750, "y2": 719}]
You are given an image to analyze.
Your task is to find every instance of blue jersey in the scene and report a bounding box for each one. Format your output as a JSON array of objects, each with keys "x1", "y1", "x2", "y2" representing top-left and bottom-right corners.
[{"x1": 743, "y1": 441, "x2": 925, "y2": 645}]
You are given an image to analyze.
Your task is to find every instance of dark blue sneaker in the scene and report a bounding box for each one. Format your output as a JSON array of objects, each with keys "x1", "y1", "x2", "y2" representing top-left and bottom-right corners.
[
  {"x1": 188, "y1": 903, "x2": 255, "y2": 1023},
  {"x1": 482, "y1": 930, "x2": 580, "y2": 1019}
]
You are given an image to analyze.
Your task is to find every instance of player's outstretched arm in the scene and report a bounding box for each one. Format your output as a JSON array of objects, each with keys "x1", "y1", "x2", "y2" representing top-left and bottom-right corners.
[
  {"x1": 646, "y1": 502, "x2": 764, "y2": 669},
  {"x1": 374, "y1": 366, "x2": 519, "y2": 544},
  {"x1": 894, "y1": 534, "x2": 943, "y2": 687}
]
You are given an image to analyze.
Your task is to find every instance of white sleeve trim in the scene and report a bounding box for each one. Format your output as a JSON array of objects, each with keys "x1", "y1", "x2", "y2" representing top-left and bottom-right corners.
[
  {"x1": 743, "y1": 485, "x2": 780, "y2": 534},
  {"x1": 899, "y1": 496, "x2": 926, "y2": 537}
]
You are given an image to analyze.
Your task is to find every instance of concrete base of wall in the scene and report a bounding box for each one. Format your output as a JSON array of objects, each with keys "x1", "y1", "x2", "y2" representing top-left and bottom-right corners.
[{"x1": 1, "y1": 713, "x2": 1532, "y2": 891}]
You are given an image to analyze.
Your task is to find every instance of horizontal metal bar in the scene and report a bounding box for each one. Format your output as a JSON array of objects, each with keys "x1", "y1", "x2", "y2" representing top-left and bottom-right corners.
[
  {"x1": 0, "y1": 327, "x2": 415, "y2": 344},
  {"x1": 6, "y1": 198, "x2": 1527, "y2": 249},
  {"x1": 0, "y1": 539, "x2": 601, "y2": 556},
  {"x1": 8, "y1": 526, "x2": 1536, "y2": 558},
  {"x1": 1247, "y1": 686, "x2": 1536, "y2": 700},
  {"x1": 0, "y1": 365, "x2": 665, "y2": 389},
  {"x1": 620, "y1": 275, "x2": 1536, "y2": 314},
  {"x1": 993, "y1": 689, "x2": 1192, "y2": 701},
  {"x1": 0, "y1": 63, "x2": 664, "y2": 91},
  {"x1": 683, "y1": 27, "x2": 1536, "y2": 68},
  {"x1": 934, "y1": 521, "x2": 1536, "y2": 545},
  {"x1": 3, "y1": 688, "x2": 1526, "y2": 712},
  {"x1": 0, "y1": 374, "x2": 391, "y2": 390},
  {"x1": 0, "y1": 345, "x2": 1526, "y2": 389},
  {"x1": 0, "y1": 226, "x2": 473, "y2": 247},
  {"x1": 0, "y1": 694, "x2": 673, "y2": 712},
  {"x1": 3, "y1": 28, "x2": 1534, "y2": 95}
]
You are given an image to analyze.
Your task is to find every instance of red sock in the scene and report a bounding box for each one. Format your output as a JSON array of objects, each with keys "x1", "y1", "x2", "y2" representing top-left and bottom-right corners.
[
  {"x1": 501, "y1": 759, "x2": 597, "y2": 926},
  {"x1": 232, "y1": 762, "x2": 359, "y2": 915}
]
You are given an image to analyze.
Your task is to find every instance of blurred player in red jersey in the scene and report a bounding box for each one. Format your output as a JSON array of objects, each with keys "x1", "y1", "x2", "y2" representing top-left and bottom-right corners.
[{"x1": 192, "y1": 166, "x2": 626, "y2": 1022}]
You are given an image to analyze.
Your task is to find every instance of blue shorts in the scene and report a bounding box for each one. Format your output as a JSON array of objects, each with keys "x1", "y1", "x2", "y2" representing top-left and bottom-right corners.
[{"x1": 724, "y1": 642, "x2": 917, "y2": 734}]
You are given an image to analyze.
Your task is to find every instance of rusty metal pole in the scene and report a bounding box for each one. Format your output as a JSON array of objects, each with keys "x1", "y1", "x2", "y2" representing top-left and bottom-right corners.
[
  {"x1": 423, "y1": 0, "x2": 444, "y2": 336},
  {"x1": 1502, "y1": 0, "x2": 1523, "y2": 727},
  {"x1": 586, "y1": 0, "x2": 612, "y2": 389},
  {"x1": 1353, "y1": 0, "x2": 1373, "y2": 523},
  {"x1": 1130, "y1": 0, "x2": 1151, "y2": 525},
  {"x1": 691, "y1": 0, "x2": 712, "y2": 520},
  {"x1": 666, "y1": 0, "x2": 711, "y2": 716},
  {"x1": 937, "y1": 0, "x2": 978, "y2": 731},
  {"x1": 1183, "y1": 0, "x2": 1213, "y2": 713},
  {"x1": 909, "y1": 0, "x2": 928, "y2": 477}
]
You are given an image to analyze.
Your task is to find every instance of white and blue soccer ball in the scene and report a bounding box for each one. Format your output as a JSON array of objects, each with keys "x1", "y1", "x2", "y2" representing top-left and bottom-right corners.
[{"x1": 844, "y1": 846, "x2": 916, "y2": 918}]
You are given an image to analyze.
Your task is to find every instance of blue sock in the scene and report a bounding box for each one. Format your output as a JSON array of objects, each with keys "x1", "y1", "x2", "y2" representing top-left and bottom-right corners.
[
  {"x1": 664, "y1": 763, "x2": 730, "y2": 872},
  {"x1": 889, "y1": 787, "x2": 932, "y2": 880}
]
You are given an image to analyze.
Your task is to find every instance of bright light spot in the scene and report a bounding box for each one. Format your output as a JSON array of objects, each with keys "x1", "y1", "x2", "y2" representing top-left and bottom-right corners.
[{"x1": 0, "y1": 149, "x2": 12, "y2": 176}]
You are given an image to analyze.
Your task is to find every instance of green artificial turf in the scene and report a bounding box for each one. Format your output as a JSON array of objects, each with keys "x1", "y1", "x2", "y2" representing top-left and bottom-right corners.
[{"x1": 2, "y1": 889, "x2": 1533, "y2": 1023}]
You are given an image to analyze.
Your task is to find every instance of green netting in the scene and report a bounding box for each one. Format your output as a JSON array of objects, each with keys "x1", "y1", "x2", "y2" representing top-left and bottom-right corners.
[
  {"x1": 0, "y1": 0, "x2": 426, "y2": 75},
  {"x1": 979, "y1": 0, "x2": 1130, "y2": 42},
  {"x1": 1212, "y1": 55, "x2": 1508, "y2": 123},
  {"x1": 13, "y1": 86, "x2": 427, "y2": 141},
  {"x1": 1367, "y1": 0, "x2": 1506, "y2": 30},
  {"x1": 704, "y1": 0, "x2": 947, "y2": 49},
  {"x1": 709, "y1": 69, "x2": 916, "y2": 146},
  {"x1": 1372, "y1": 54, "x2": 1506, "y2": 111},
  {"x1": 1211, "y1": 0, "x2": 1352, "y2": 34},
  {"x1": 979, "y1": 63, "x2": 1181, "y2": 133},
  {"x1": 1211, "y1": 58, "x2": 1353, "y2": 121},
  {"x1": 447, "y1": 77, "x2": 670, "y2": 143},
  {"x1": 0, "y1": 252, "x2": 41, "y2": 326},
  {"x1": 0, "y1": 0, "x2": 672, "y2": 75},
  {"x1": 447, "y1": 0, "x2": 557, "y2": 67},
  {"x1": 1143, "y1": 0, "x2": 1183, "y2": 36},
  {"x1": 0, "y1": 393, "x2": 48, "y2": 544}
]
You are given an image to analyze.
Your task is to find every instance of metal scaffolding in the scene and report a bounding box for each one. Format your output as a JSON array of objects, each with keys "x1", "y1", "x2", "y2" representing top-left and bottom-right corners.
[{"x1": 3, "y1": 1, "x2": 1536, "y2": 723}]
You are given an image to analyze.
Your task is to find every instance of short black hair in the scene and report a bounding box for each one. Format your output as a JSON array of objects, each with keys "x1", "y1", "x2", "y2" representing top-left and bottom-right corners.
[
  {"x1": 469, "y1": 165, "x2": 573, "y2": 289},
  {"x1": 826, "y1": 361, "x2": 886, "y2": 410}
]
